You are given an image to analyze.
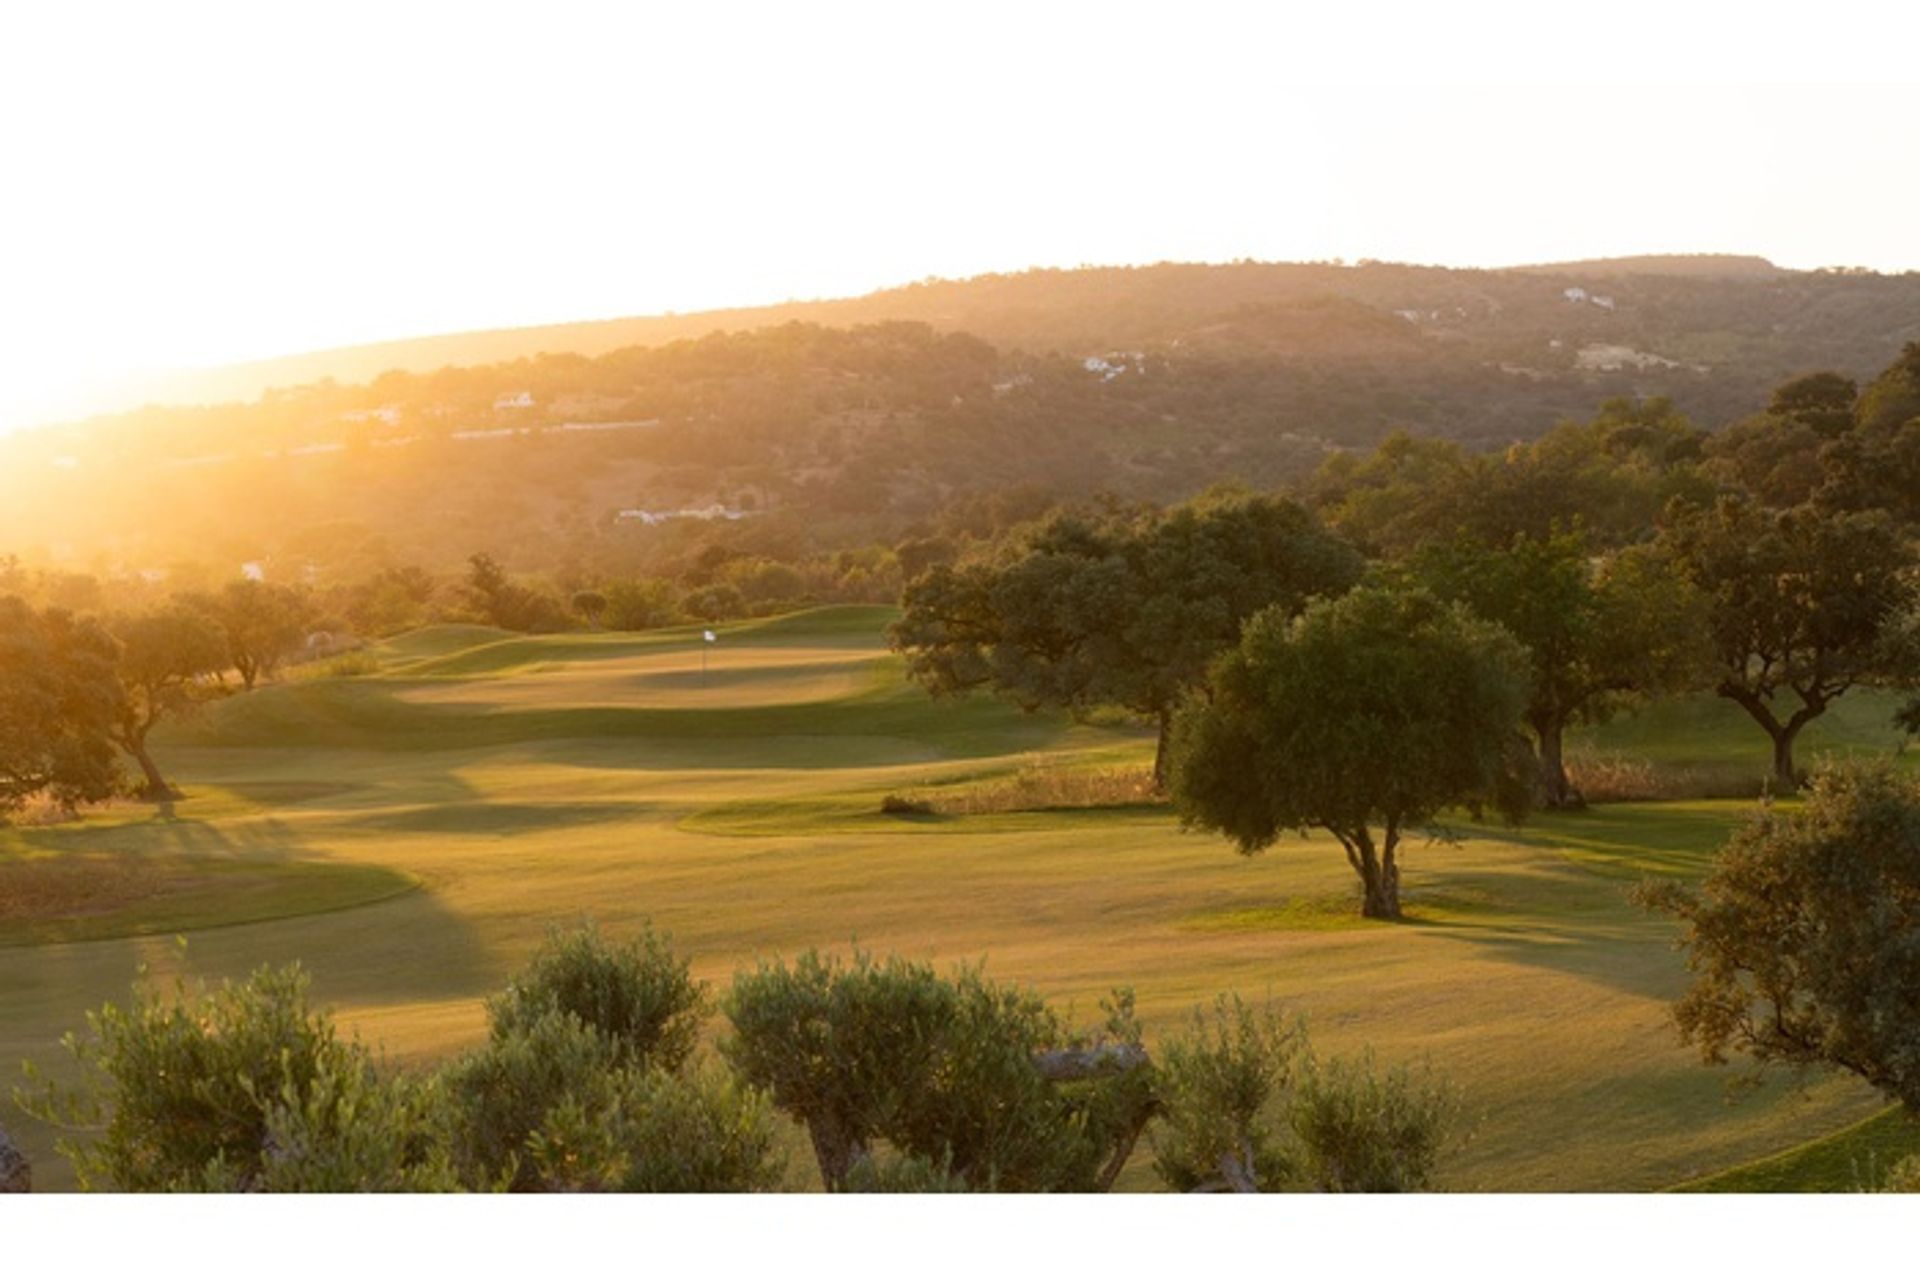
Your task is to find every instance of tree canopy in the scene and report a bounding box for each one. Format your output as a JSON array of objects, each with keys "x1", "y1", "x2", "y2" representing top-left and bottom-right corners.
[
  {"x1": 0, "y1": 597, "x2": 123, "y2": 815},
  {"x1": 1169, "y1": 584, "x2": 1533, "y2": 919},
  {"x1": 1658, "y1": 496, "x2": 1920, "y2": 789},
  {"x1": 891, "y1": 492, "x2": 1364, "y2": 781},
  {"x1": 1638, "y1": 764, "x2": 1920, "y2": 1113},
  {"x1": 1411, "y1": 531, "x2": 1710, "y2": 807}
]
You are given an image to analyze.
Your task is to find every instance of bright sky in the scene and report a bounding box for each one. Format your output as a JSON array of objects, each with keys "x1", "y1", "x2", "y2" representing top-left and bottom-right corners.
[{"x1": 3, "y1": 1, "x2": 1917, "y2": 432}]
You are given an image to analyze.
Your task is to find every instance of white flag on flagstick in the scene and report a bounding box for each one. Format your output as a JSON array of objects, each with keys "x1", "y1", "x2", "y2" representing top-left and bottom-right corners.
[{"x1": 703, "y1": 630, "x2": 717, "y2": 643}]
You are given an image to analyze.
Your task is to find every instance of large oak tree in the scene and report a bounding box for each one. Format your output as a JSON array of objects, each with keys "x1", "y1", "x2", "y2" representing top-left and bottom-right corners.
[
  {"x1": 1412, "y1": 531, "x2": 1711, "y2": 807},
  {"x1": 1659, "y1": 496, "x2": 1920, "y2": 790}
]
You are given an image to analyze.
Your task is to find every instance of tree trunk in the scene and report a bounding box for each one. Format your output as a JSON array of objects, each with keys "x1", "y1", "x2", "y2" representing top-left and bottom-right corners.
[
  {"x1": 1344, "y1": 827, "x2": 1401, "y2": 920},
  {"x1": 0, "y1": 1123, "x2": 28, "y2": 1193},
  {"x1": 125, "y1": 735, "x2": 177, "y2": 801},
  {"x1": 1771, "y1": 726, "x2": 1801, "y2": 792},
  {"x1": 1535, "y1": 717, "x2": 1582, "y2": 809},
  {"x1": 1718, "y1": 682, "x2": 1812, "y2": 793},
  {"x1": 804, "y1": 1111, "x2": 868, "y2": 1192},
  {"x1": 1152, "y1": 710, "x2": 1174, "y2": 791}
]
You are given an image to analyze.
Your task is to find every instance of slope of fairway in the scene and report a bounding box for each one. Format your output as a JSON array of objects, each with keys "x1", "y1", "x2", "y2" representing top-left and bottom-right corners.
[
  {"x1": 2, "y1": 607, "x2": 1904, "y2": 1192},
  {"x1": 1672, "y1": 1109, "x2": 1920, "y2": 1192}
]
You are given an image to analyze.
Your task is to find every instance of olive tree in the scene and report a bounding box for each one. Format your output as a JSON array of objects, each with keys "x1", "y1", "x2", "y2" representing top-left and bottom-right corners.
[
  {"x1": 1170, "y1": 584, "x2": 1532, "y2": 919},
  {"x1": 1637, "y1": 763, "x2": 1920, "y2": 1112},
  {"x1": 723, "y1": 950, "x2": 1154, "y2": 1191}
]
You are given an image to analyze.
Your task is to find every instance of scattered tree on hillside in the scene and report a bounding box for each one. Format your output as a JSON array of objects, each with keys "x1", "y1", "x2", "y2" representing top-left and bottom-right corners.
[
  {"x1": 1411, "y1": 531, "x2": 1711, "y2": 807},
  {"x1": 571, "y1": 590, "x2": 608, "y2": 629},
  {"x1": 462, "y1": 553, "x2": 567, "y2": 633},
  {"x1": 1169, "y1": 585, "x2": 1533, "y2": 919},
  {"x1": 1658, "y1": 497, "x2": 1920, "y2": 790},
  {"x1": 892, "y1": 492, "x2": 1364, "y2": 783},
  {"x1": 1637, "y1": 764, "x2": 1920, "y2": 1112},
  {"x1": 108, "y1": 605, "x2": 228, "y2": 799},
  {"x1": 0, "y1": 597, "x2": 123, "y2": 815},
  {"x1": 194, "y1": 579, "x2": 317, "y2": 690}
]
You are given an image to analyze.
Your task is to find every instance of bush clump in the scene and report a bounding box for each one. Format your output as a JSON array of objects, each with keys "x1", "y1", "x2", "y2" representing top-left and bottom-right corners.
[{"x1": 488, "y1": 924, "x2": 707, "y2": 1072}]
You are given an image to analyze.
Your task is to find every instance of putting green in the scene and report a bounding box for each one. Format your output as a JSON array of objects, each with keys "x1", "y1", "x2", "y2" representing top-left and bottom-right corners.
[{"x1": 0, "y1": 606, "x2": 1904, "y2": 1191}]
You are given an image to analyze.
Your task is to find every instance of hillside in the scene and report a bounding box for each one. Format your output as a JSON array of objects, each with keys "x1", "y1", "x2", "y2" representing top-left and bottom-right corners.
[
  {"x1": 115, "y1": 256, "x2": 1919, "y2": 410},
  {"x1": 5, "y1": 257, "x2": 1919, "y2": 579}
]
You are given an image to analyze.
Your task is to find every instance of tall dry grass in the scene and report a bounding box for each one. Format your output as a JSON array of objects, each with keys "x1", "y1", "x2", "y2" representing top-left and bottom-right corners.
[
  {"x1": 1563, "y1": 752, "x2": 1770, "y2": 804},
  {"x1": 888, "y1": 758, "x2": 1161, "y2": 816}
]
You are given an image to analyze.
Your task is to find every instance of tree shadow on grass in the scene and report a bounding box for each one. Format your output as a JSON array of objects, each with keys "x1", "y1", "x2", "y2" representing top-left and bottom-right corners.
[{"x1": 1396, "y1": 858, "x2": 1689, "y2": 1002}]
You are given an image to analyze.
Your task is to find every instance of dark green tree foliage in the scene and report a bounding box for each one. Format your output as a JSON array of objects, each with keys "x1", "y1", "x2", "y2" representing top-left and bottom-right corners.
[
  {"x1": 1308, "y1": 400, "x2": 1707, "y2": 558},
  {"x1": 1170, "y1": 585, "x2": 1532, "y2": 919},
  {"x1": 1411, "y1": 532, "x2": 1709, "y2": 807},
  {"x1": 488, "y1": 924, "x2": 707, "y2": 1073},
  {"x1": 1768, "y1": 371, "x2": 1858, "y2": 438},
  {"x1": 17, "y1": 962, "x2": 451, "y2": 1191},
  {"x1": 891, "y1": 492, "x2": 1364, "y2": 782},
  {"x1": 1819, "y1": 343, "x2": 1920, "y2": 525},
  {"x1": 1659, "y1": 497, "x2": 1920, "y2": 788},
  {"x1": 1638, "y1": 764, "x2": 1920, "y2": 1113},
  {"x1": 108, "y1": 604, "x2": 229, "y2": 799},
  {"x1": 723, "y1": 950, "x2": 1154, "y2": 1191},
  {"x1": 0, "y1": 597, "x2": 123, "y2": 815},
  {"x1": 462, "y1": 553, "x2": 567, "y2": 633}
]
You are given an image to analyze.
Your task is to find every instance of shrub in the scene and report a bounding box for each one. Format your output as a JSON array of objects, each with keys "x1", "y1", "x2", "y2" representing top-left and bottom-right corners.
[
  {"x1": 879, "y1": 793, "x2": 935, "y2": 816},
  {"x1": 1290, "y1": 1050, "x2": 1460, "y2": 1192},
  {"x1": 488, "y1": 924, "x2": 707, "y2": 1073},
  {"x1": 439, "y1": 1010, "x2": 781, "y2": 1193},
  {"x1": 17, "y1": 962, "x2": 433, "y2": 1191},
  {"x1": 525, "y1": 1065, "x2": 785, "y2": 1193},
  {"x1": 841, "y1": 1152, "x2": 971, "y2": 1193},
  {"x1": 1637, "y1": 762, "x2": 1920, "y2": 1111},
  {"x1": 251, "y1": 1060, "x2": 458, "y2": 1192},
  {"x1": 723, "y1": 950, "x2": 1152, "y2": 1191},
  {"x1": 438, "y1": 1010, "x2": 619, "y2": 1190},
  {"x1": 1151, "y1": 995, "x2": 1301, "y2": 1192}
]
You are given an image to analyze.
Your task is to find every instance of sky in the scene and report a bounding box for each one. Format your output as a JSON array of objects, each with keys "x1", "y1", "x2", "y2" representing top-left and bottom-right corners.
[{"x1": 2, "y1": 0, "x2": 1917, "y2": 433}]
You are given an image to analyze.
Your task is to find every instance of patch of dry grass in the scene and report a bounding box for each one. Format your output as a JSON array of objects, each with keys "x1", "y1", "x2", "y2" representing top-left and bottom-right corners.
[
  {"x1": 1566, "y1": 752, "x2": 1771, "y2": 804},
  {"x1": 894, "y1": 758, "x2": 1160, "y2": 816}
]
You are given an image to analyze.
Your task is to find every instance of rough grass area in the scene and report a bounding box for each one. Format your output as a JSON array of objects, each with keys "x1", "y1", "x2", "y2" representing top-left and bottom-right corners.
[
  {"x1": 3, "y1": 606, "x2": 1909, "y2": 1191},
  {"x1": 894, "y1": 757, "x2": 1160, "y2": 816}
]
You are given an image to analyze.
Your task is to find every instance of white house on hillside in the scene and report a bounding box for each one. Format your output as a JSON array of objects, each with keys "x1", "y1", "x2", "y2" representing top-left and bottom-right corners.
[{"x1": 493, "y1": 391, "x2": 535, "y2": 410}]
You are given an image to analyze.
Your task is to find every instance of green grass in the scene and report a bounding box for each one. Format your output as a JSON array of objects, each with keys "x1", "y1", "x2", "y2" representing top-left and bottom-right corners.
[
  {"x1": 2, "y1": 607, "x2": 1907, "y2": 1191},
  {"x1": 1672, "y1": 1108, "x2": 1920, "y2": 1192}
]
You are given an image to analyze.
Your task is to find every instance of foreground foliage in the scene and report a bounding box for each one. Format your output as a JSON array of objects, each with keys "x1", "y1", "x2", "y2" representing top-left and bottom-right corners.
[
  {"x1": 18, "y1": 926, "x2": 1462, "y2": 1193},
  {"x1": 1639, "y1": 764, "x2": 1920, "y2": 1112}
]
